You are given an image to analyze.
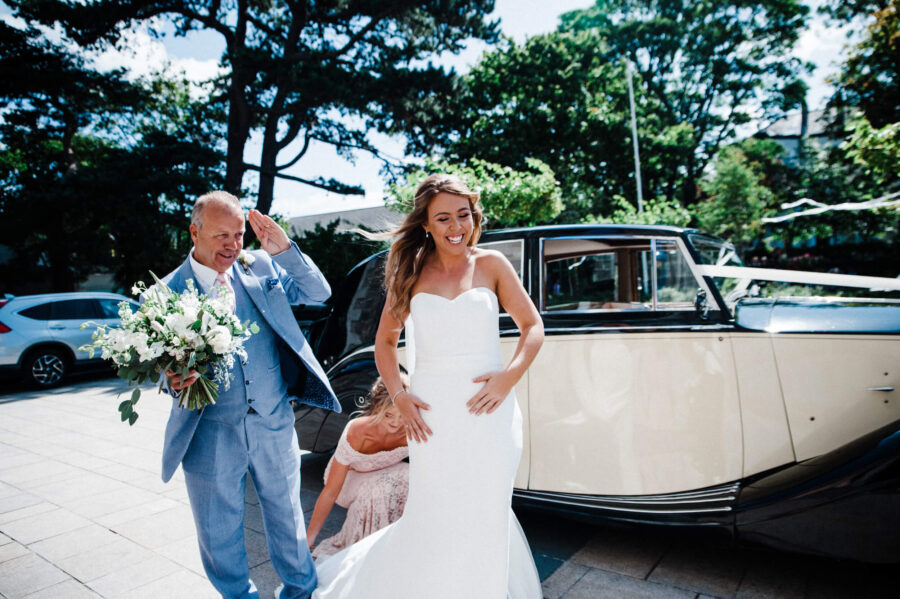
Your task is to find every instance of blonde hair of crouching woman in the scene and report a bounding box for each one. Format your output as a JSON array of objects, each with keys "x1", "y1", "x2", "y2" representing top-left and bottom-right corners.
[{"x1": 306, "y1": 375, "x2": 410, "y2": 558}]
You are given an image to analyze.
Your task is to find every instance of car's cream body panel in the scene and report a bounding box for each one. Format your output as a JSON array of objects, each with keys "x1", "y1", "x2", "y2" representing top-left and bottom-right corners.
[
  {"x1": 730, "y1": 334, "x2": 796, "y2": 476},
  {"x1": 772, "y1": 335, "x2": 900, "y2": 461},
  {"x1": 528, "y1": 332, "x2": 743, "y2": 496}
]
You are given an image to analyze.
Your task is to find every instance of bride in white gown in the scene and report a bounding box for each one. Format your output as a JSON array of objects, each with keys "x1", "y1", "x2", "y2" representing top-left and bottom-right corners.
[{"x1": 313, "y1": 174, "x2": 544, "y2": 599}]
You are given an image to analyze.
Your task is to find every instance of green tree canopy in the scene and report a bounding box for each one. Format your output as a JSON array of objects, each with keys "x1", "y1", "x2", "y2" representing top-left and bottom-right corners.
[
  {"x1": 292, "y1": 220, "x2": 387, "y2": 291},
  {"x1": 558, "y1": 0, "x2": 810, "y2": 205},
  {"x1": 694, "y1": 141, "x2": 777, "y2": 252},
  {"x1": 827, "y1": 0, "x2": 900, "y2": 128},
  {"x1": 428, "y1": 31, "x2": 636, "y2": 219},
  {"x1": 388, "y1": 158, "x2": 564, "y2": 229},
  {"x1": 9, "y1": 0, "x2": 499, "y2": 216},
  {"x1": 0, "y1": 22, "x2": 223, "y2": 293}
]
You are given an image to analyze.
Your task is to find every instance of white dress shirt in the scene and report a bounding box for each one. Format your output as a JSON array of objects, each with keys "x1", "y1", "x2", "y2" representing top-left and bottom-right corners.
[{"x1": 189, "y1": 249, "x2": 235, "y2": 295}]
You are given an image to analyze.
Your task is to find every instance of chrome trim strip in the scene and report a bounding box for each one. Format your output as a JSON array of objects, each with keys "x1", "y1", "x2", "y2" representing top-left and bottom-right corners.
[
  {"x1": 542, "y1": 307, "x2": 696, "y2": 316},
  {"x1": 542, "y1": 325, "x2": 733, "y2": 334},
  {"x1": 650, "y1": 238, "x2": 658, "y2": 310},
  {"x1": 513, "y1": 490, "x2": 734, "y2": 515}
]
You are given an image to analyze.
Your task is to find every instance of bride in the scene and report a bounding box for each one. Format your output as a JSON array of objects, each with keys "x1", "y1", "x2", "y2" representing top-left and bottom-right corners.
[{"x1": 313, "y1": 174, "x2": 544, "y2": 599}]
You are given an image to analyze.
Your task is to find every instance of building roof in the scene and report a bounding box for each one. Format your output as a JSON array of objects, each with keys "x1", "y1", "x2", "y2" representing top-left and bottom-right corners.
[
  {"x1": 756, "y1": 108, "x2": 833, "y2": 138},
  {"x1": 289, "y1": 205, "x2": 400, "y2": 235}
]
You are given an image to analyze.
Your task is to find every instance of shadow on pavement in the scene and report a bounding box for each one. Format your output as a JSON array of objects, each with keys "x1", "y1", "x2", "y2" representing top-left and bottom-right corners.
[{"x1": 0, "y1": 370, "x2": 124, "y2": 403}]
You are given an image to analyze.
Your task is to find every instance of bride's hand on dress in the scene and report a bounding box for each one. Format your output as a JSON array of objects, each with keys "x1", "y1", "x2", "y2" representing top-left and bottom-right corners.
[
  {"x1": 467, "y1": 371, "x2": 514, "y2": 415},
  {"x1": 395, "y1": 392, "x2": 432, "y2": 442}
]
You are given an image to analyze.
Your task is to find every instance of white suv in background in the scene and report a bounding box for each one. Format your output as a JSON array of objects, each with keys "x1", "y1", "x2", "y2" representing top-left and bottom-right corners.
[{"x1": 0, "y1": 292, "x2": 138, "y2": 387}]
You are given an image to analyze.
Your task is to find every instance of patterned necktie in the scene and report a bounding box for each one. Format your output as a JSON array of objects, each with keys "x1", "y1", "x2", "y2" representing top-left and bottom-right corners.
[{"x1": 214, "y1": 272, "x2": 235, "y2": 312}]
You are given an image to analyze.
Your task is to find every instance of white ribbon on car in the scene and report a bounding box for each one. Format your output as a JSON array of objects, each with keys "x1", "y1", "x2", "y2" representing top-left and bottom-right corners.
[{"x1": 695, "y1": 264, "x2": 900, "y2": 291}]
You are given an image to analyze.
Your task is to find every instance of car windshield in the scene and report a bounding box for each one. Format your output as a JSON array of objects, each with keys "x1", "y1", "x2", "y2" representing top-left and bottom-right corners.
[
  {"x1": 688, "y1": 234, "x2": 744, "y2": 302},
  {"x1": 688, "y1": 235, "x2": 743, "y2": 267}
]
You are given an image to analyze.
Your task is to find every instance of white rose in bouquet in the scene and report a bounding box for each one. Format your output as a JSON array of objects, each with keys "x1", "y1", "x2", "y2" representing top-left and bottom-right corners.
[{"x1": 207, "y1": 325, "x2": 233, "y2": 355}]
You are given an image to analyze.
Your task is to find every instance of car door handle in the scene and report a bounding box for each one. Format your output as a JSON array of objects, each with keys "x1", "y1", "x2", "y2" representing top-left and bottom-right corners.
[
  {"x1": 49, "y1": 325, "x2": 66, "y2": 330},
  {"x1": 867, "y1": 386, "x2": 894, "y2": 392}
]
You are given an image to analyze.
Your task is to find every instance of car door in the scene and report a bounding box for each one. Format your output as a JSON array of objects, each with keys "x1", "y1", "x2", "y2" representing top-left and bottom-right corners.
[
  {"x1": 48, "y1": 299, "x2": 103, "y2": 361},
  {"x1": 528, "y1": 235, "x2": 744, "y2": 496},
  {"x1": 479, "y1": 238, "x2": 531, "y2": 490}
]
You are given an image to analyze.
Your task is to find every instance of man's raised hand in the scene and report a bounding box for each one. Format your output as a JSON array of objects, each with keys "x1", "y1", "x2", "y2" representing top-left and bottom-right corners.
[{"x1": 248, "y1": 209, "x2": 290, "y2": 255}]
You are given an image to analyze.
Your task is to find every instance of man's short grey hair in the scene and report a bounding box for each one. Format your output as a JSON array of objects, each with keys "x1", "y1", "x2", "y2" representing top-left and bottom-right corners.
[{"x1": 191, "y1": 191, "x2": 243, "y2": 228}]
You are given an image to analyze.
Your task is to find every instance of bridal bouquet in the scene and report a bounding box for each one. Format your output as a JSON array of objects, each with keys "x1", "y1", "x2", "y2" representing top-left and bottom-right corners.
[{"x1": 80, "y1": 274, "x2": 259, "y2": 425}]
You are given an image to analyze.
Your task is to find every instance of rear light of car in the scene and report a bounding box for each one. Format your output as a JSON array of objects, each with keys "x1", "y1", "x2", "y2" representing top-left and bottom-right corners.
[
  {"x1": 0, "y1": 300, "x2": 7, "y2": 308},
  {"x1": 0, "y1": 321, "x2": 10, "y2": 333}
]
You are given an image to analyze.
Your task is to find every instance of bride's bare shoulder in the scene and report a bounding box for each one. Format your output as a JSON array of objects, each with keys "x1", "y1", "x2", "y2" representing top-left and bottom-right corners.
[{"x1": 473, "y1": 247, "x2": 516, "y2": 280}]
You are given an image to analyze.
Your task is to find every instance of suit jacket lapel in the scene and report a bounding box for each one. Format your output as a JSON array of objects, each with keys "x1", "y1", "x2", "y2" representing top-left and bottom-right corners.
[
  {"x1": 234, "y1": 262, "x2": 269, "y2": 321},
  {"x1": 167, "y1": 258, "x2": 198, "y2": 294}
]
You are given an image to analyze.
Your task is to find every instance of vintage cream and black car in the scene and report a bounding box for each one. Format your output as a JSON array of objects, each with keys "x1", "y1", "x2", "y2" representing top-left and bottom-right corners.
[{"x1": 293, "y1": 225, "x2": 900, "y2": 562}]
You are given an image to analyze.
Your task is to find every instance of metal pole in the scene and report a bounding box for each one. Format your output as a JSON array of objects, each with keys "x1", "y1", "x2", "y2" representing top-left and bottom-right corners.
[
  {"x1": 627, "y1": 59, "x2": 655, "y2": 306},
  {"x1": 626, "y1": 59, "x2": 644, "y2": 213}
]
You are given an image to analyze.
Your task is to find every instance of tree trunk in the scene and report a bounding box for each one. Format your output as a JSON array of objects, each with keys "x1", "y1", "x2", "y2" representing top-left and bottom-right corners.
[
  {"x1": 682, "y1": 152, "x2": 697, "y2": 206},
  {"x1": 224, "y1": 66, "x2": 252, "y2": 196},
  {"x1": 256, "y1": 126, "x2": 278, "y2": 216}
]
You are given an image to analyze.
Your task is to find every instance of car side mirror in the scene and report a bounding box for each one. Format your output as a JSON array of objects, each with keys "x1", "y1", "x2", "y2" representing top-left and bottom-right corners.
[{"x1": 694, "y1": 288, "x2": 710, "y2": 320}]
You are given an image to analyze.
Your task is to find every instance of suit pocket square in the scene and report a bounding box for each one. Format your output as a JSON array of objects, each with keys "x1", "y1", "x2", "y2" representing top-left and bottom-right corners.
[{"x1": 265, "y1": 277, "x2": 282, "y2": 291}]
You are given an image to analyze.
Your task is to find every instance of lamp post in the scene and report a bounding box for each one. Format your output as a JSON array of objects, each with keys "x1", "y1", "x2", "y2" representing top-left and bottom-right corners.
[{"x1": 626, "y1": 59, "x2": 644, "y2": 214}]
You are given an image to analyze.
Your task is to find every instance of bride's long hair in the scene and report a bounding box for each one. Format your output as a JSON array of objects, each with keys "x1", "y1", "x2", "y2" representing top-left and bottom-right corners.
[{"x1": 382, "y1": 174, "x2": 483, "y2": 320}]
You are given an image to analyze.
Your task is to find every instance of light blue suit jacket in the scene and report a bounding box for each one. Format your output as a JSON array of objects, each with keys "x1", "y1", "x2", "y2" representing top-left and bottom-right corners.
[{"x1": 159, "y1": 241, "x2": 340, "y2": 482}]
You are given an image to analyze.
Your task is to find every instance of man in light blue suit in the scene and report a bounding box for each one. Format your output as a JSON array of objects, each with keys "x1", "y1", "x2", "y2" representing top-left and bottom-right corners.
[{"x1": 161, "y1": 191, "x2": 340, "y2": 599}]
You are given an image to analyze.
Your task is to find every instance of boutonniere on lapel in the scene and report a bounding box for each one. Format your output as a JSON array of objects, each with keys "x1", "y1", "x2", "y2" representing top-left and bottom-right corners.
[{"x1": 237, "y1": 250, "x2": 255, "y2": 274}]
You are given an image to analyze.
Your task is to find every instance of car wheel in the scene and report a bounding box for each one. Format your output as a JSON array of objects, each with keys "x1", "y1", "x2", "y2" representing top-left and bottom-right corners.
[{"x1": 23, "y1": 348, "x2": 68, "y2": 388}]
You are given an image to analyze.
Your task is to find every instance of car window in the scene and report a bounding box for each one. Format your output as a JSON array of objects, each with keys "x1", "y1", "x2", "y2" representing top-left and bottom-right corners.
[
  {"x1": 19, "y1": 302, "x2": 53, "y2": 320},
  {"x1": 479, "y1": 239, "x2": 525, "y2": 283},
  {"x1": 638, "y1": 241, "x2": 703, "y2": 309},
  {"x1": 542, "y1": 237, "x2": 708, "y2": 312},
  {"x1": 51, "y1": 299, "x2": 99, "y2": 320},
  {"x1": 345, "y1": 256, "x2": 387, "y2": 348},
  {"x1": 479, "y1": 239, "x2": 526, "y2": 314},
  {"x1": 545, "y1": 251, "x2": 620, "y2": 311},
  {"x1": 97, "y1": 299, "x2": 124, "y2": 319}
]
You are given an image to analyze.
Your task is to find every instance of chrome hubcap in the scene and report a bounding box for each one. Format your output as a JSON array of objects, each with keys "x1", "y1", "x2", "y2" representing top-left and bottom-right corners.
[{"x1": 32, "y1": 354, "x2": 64, "y2": 385}]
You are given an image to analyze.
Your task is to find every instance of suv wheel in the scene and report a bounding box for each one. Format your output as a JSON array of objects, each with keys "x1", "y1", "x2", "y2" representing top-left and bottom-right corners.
[{"x1": 23, "y1": 348, "x2": 68, "y2": 388}]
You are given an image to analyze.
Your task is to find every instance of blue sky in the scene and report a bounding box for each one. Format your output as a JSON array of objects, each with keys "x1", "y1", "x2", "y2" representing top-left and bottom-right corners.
[{"x1": 2, "y1": 1, "x2": 853, "y2": 217}]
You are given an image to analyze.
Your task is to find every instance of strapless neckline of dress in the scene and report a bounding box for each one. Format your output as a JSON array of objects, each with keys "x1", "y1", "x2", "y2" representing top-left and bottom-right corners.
[{"x1": 410, "y1": 286, "x2": 496, "y2": 304}]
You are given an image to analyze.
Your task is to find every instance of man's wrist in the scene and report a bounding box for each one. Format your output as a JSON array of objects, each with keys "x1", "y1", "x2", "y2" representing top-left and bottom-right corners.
[{"x1": 269, "y1": 240, "x2": 294, "y2": 257}]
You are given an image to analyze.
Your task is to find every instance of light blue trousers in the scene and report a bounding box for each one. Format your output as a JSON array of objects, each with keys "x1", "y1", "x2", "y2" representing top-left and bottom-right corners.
[{"x1": 182, "y1": 413, "x2": 316, "y2": 599}]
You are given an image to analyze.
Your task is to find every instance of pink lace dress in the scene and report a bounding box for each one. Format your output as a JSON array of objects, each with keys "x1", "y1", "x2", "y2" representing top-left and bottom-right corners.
[{"x1": 312, "y1": 425, "x2": 410, "y2": 559}]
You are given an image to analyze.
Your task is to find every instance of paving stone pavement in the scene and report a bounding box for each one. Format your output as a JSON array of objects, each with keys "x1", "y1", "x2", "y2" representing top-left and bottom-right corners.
[{"x1": 0, "y1": 375, "x2": 896, "y2": 598}]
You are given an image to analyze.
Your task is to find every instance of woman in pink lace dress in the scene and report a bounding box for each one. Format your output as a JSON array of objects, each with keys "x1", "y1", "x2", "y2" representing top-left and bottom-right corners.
[{"x1": 306, "y1": 377, "x2": 410, "y2": 558}]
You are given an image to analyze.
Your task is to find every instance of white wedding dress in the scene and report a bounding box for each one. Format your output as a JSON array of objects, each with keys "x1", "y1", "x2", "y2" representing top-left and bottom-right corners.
[{"x1": 313, "y1": 286, "x2": 542, "y2": 599}]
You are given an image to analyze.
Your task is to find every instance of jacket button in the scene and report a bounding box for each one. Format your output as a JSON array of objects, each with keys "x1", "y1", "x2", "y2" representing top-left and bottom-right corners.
[
  {"x1": 248, "y1": 398, "x2": 254, "y2": 404},
  {"x1": 245, "y1": 380, "x2": 251, "y2": 385}
]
